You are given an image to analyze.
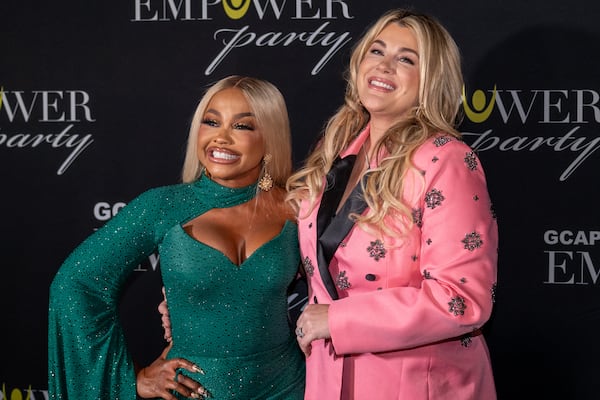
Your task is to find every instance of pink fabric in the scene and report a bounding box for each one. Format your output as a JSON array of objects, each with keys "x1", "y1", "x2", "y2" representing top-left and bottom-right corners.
[{"x1": 299, "y1": 126, "x2": 498, "y2": 399}]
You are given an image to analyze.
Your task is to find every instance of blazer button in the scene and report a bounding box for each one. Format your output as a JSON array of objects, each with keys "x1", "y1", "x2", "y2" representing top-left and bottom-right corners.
[{"x1": 365, "y1": 273, "x2": 376, "y2": 281}]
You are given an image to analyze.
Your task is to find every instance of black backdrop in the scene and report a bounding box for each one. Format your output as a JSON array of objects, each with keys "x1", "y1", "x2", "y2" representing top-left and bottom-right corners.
[{"x1": 2, "y1": 1, "x2": 600, "y2": 399}]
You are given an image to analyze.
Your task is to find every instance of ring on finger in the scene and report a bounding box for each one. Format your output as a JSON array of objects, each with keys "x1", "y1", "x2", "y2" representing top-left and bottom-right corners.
[{"x1": 295, "y1": 326, "x2": 305, "y2": 338}]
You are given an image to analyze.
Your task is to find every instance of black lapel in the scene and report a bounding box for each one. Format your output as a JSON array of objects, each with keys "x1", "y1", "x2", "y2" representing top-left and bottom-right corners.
[
  {"x1": 316, "y1": 156, "x2": 369, "y2": 300},
  {"x1": 316, "y1": 156, "x2": 356, "y2": 239}
]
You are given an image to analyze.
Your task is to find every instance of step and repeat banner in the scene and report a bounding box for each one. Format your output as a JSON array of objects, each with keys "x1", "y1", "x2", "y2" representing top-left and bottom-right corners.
[{"x1": 1, "y1": 1, "x2": 599, "y2": 399}]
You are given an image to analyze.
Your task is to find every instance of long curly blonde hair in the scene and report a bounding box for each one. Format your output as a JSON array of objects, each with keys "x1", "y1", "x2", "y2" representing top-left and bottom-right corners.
[{"x1": 286, "y1": 9, "x2": 464, "y2": 236}]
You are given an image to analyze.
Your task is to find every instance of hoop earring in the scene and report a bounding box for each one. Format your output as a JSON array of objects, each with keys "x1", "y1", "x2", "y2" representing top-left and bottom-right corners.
[{"x1": 258, "y1": 154, "x2": 273, "y2": 191}]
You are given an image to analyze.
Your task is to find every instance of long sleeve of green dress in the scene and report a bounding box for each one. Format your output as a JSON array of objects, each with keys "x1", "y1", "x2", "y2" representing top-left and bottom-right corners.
[{"x1": 48, "y1": 178, "x2": 260, "y2": 399}]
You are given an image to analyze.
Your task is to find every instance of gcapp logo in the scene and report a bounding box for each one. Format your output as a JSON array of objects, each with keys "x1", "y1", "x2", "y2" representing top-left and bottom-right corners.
[{"x1": 543, "y1": 230, "x2": 600, "y2": 285}]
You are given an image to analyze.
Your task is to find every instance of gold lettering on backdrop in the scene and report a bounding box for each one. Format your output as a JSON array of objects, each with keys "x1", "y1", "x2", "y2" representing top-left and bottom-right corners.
[{"x1": 222, "y1": 0, "x2": 251, "y2": 20}]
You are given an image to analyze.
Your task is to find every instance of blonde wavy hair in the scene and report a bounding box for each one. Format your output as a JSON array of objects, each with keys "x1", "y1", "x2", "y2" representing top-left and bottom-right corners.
[
  {"x1": 286, "y1": 9, "x2": 464, "y2": 236},
  {"x1": 182, "y1": 75, "x2": 292, "y2": 186}
]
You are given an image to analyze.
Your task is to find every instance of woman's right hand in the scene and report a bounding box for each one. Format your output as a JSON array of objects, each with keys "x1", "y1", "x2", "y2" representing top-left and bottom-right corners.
[
  {"x1": 159, "y1": 286, "x2": 173, "y2": 342},
  {"x1": 136, "y1": 342, "x2": 210, "y2": 399}
]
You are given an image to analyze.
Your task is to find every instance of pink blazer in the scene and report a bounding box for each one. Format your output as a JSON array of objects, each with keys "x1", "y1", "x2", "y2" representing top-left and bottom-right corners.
[{"x1": 298, "y1": 126, "x2": 498, "y2": 399}]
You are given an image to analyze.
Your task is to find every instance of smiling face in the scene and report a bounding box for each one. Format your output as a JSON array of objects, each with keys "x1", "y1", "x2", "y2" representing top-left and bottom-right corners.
[
  {"x1": 357, "y1": 23, "x2": 420, "y2": 131},
  {"x1": 196, "y1": 87, "x2": 265, "y2": 188}
]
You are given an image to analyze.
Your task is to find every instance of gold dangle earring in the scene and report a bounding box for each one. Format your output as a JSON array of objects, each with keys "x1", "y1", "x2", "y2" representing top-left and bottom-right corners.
[{"x1": 258, "y1": 153, "x2": 273, "y2": 191}]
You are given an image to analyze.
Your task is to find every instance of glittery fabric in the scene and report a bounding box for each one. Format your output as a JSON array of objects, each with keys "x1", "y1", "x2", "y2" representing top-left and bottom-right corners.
[
  {"x1": 161, "y1": 221, "x2": 304, "y2": 399},
  {"x1": 48, "y1": 175, "x2": 304, "y2": 399}
]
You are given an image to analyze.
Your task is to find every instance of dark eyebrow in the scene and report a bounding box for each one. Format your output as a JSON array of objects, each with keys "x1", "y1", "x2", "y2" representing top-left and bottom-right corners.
[
  {"x1": 204, "y1": 109, "x2": 255, "y2": 119},
  {"x1": 204, "y1": 108, "x2": 221, "y2": 117},
  {"x1": 234, "y1": 112, "x2": 255, "y2": 119},
  {"x1": 372, "y1": 39, "x2": 419, "y2": 58}
]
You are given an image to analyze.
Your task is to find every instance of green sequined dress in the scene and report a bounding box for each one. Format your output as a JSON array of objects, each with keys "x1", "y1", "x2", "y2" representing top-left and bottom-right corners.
[{"x1": 48, "y1": 176, "x2": 305, "y2": 399}]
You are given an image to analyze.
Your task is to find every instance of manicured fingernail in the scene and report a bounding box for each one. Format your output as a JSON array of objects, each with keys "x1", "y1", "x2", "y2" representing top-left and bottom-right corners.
[
  {"x1": 191, "y1": 393, "x2": 200, "y2": 399},
  {"x1": 192, "y1": 364, "x2": 205, "y2": 374}
]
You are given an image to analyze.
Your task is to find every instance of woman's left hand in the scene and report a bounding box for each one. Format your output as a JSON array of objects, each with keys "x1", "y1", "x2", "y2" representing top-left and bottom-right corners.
[{"x1": 294, "y1": 304, "x2": 330, "y2": 357}]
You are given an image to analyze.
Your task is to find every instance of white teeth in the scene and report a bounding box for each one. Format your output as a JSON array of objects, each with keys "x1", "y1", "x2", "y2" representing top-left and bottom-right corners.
[
  {"x1": 212, "y1": 150, "x2": 238, "y2": 160},
  {"x1": 370, "y1": 80, "x2": 394, "y2": 90}
]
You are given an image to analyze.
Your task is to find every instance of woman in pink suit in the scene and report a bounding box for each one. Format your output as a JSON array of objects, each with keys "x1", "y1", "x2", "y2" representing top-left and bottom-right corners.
[{"x1": 286, "y1": 8, "x2": 498, "y2": 400}]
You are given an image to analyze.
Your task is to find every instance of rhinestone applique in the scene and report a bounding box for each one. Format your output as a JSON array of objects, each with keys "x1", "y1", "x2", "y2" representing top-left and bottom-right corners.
[
  {"x1": 464, "y1": 151, "x2": 478, "y2": 171},
  {"x1": 423, "y1": 270, "x2": 432, "y2": 279},
  {"x1": 367, "y1": 240, "x2": 387, "y2": 261},
  {"x1": 462, "y1": 232, "x2": 483, "y2": 251},
  {"x1": 425, "y1": 188, "x2": 445, "y2": 209},
  {"x1": 335, "y1": 271, "x2": 351, "y2": 290},
  {"x1": 412, "y1": 208, "x2": 423, "y2": 228},
  {"x1": 433, "y1": 136, "x2": 451, "y2": 147},
  {"x1": 448, "y1": 296, "x2": 467, "y2": 316},
  {"x1": 460, "y1": 333, "x2": 473, "y2": 348},
  {"x1": 491, "y1": 283, "x2": 497, "y2": 303},
  {"x1": 303, "y1": 256, "x2": 314, "y2": 276}
]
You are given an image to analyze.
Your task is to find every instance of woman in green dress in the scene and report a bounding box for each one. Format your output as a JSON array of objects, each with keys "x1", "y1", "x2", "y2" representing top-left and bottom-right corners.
[{"x1": 48, "y1": 76, "x2": 305, "y2": 399}]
